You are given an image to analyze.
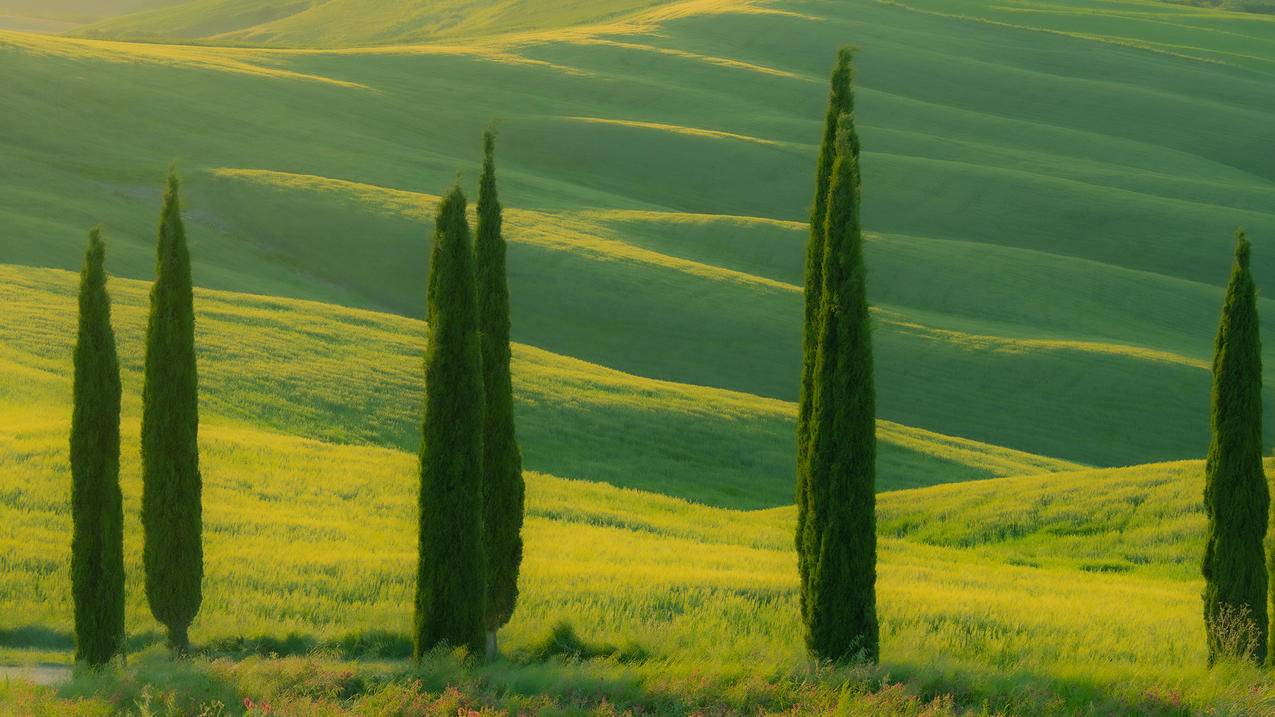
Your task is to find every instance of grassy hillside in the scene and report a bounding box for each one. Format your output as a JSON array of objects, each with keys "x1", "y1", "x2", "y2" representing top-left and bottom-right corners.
[
  {"x1": 0, "y1": 266, "x2": 1265, "y2": 712},
  {"x1": 0, "y1": 263, "x2": 1072, "y2": 508},
  {"x1": 2, "y1": 0, "x2": 1273, "y2": 471},
  {"x1": 74, "y1": 0, "x2": 687, "y2": 46},
  {"x1": 2, "y1": 0, "x2": 1274, "y2": 712},
  {"x1": 2, "y1": 394, "x2": 1271, "y2": 712},
  {"x1": 0, "y1": 1, "x2": 182, "y2": 22}
]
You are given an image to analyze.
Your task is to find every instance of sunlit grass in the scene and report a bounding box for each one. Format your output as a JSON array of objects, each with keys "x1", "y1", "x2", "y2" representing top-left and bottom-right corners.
[
  {"x1": 72, "y1": 0, "x2": 788, "y2": 50},
  {"x1": 210, "y1": 167, "x2": 801, "y2": 292},
  {"x1": 2, "y1": 0, "x2": 1275, "y2": 711},
  {"x1": 0, "y1": 265, "x2": 1271, "y2": 712},
  {"x1": 0, "y1": 30, "x2": 370, "y2": 87},
  {"x1": 560, "y1": 115, "x2": 790, "y2": 148},
  {"x1": 2, "y1": 409, "x2": 1273, "y2": 713},
  {"x1": 0, "y1": 263, "x2": 1046, "y2": 504}
]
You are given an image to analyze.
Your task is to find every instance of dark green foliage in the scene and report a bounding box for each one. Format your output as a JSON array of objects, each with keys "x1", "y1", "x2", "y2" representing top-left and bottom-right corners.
[
  {"x1": 797, "y1": 47, "x2": 857, "y2": 623},
  {"x1": 415, "y1": 184, "x2": 487, "y2": 659},
  {"x1": 474, "y1": 130, "x2": 525, "y2": 640},
  {"x1": 70, "y1": 227, "x2": 125, "y2": 668},
  {"x1": 1202, "y1": 231, "x2": 1268, "y2": 666},
  {"x1": 802, "y1": 115, "x2": 879, "y2": 663},
  {"x1": 141, "y1": 169, "x2": 203, "y2": 653}
]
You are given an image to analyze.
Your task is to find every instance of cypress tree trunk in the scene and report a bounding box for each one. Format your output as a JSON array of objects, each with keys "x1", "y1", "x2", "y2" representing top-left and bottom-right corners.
[
  {"x1": 798, "y1": 47, "x2": 857, "y2": 624},
  {"x1": 415, "y1": 185, "x2": 487, "y2": 659},
  {"x1": 70, "y1": 227, "x2": 125, "y2": 668},
  {"x1": 141, "y1": 169, "x2": 203, "y2": 655},
  {"x1": 475, "y1": 130, "x2": 524, "y2": 658},
  {"x1": 1202, "y1": 230, "x2": 1268, "y2": 666},
  {"x1": 803, "y1": 114, "x2": 878, "y2": 663}
]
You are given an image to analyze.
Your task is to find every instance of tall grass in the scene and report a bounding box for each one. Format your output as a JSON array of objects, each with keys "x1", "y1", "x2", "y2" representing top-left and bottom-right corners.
[{"x1": 3, "y1": 401, "x2": 1274, "y2": 713}]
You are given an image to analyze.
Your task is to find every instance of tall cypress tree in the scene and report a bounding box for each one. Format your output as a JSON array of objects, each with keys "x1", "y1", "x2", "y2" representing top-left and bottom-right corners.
[
  {"x1": 802, "y1": 114, "x2": 878, "y2": 663},
  {"x1": 415, "y1": 184, "x2": 487, "y2": 658},
  {"x1": 141, "y1": 169, "x2": 203, "y2": 654},
  {"x1": 70, "y1": 227, "x2": 125, "y2": 668},
  {"x1": 474, "y1": 130, "x2": 525, "y2": 657},
  {"x1": 797, "y1": 47, "x2": 857, "y2": 623},
  {"x1": 1202, "y1": 230, "x2": 1268, "y2": 666}
]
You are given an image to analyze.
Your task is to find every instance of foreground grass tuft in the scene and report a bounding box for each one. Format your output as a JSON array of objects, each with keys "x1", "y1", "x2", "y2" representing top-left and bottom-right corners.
[{"x1": 7, "y1": 648, "x2": 1272, "y2": 716}]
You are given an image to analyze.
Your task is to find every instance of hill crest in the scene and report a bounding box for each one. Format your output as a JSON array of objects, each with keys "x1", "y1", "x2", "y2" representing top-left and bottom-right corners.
[{"x1": 71, "y1": 0, "x2": 784, "y2": 48}]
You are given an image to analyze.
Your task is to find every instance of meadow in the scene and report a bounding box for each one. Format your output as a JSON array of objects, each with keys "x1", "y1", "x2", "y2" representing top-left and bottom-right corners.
[
  {"x1": 0, "y1": 265, "x2": 1271, "y2": 715},
  {"x1": 1, "y1": 0, "x2": 1275, "y2": 713},
  {"x1": 1, "y1": 0, "x2": 1274, "y2": 467},
  {"x1": 1, "y1": 416, "x2": 1271, "y2": 713}
]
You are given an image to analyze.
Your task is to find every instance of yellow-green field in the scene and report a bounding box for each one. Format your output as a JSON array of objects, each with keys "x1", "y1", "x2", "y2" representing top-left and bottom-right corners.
[
  {"x1": 3, "y1": 394, "x2": 1273, "y2": 714},
  {"x1": 3, "y1": 0, "x2": 1275, "y2": 713},
  {"x1": 0, "y1": 264, "x2": 1272, "y2": 714},
  {"x1": 0, "y1": 264, "x2": 1072, "y2": 506}
]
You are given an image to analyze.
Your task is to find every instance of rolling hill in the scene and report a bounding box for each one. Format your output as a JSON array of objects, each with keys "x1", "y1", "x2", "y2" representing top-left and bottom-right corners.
[
  {"x1": 0, "y1": 259, "x2": 1256, "y2": 712},
  {"x1": 1, "y1": 363, "x2": 1266, "y2": 711},
  {"x1": 2, "y1": 0, "x2": 1274, "y2": 472},
  {"x1": 2, "y1": 0, "x2": 1275, "y2": 711},
  {"x1": 0, "y1": 1, "x2": 183, "y2": 27},
  {"x1": 0, "y1": 264, "x2": 1076, "y2": 507},
  {"x1": 73, "y1": 0, "x2": 688, "y2": 46}
]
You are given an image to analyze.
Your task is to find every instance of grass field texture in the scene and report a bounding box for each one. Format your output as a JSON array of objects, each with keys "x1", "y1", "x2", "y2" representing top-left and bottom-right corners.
[
  {"x1": 1, "y1": 0, "x2": 1273, "y2": 469},
  {"x1": 0, "y1": 263, "x2": 1269, "y2": 714},
  {"x1": 2, "y1": 0, "x2": 1275, "y2": 713},
  {"x1": 2, "y1": 397, "x2": 1271, "y2": 713}
]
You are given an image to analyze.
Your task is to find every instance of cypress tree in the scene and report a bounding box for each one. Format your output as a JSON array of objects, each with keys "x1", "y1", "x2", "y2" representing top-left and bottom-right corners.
[
  {"x1": 802, "y1": 114, "x2": 878, "y2": 663},
  {"x1": 70, "y1": 227, "x2": 125, "y2": 668},
  {"x1": 141, "y1": 169, "x2": 203, "y2": 654},
  {"x1": 415, "y1": 184, "x2": 487, "y2": 658},
  {"x1": 474, "y1": 130, "x2": 525, "y2": 657},
  {"x1": 797, "y1": 47, "x2": 857, "y2": 623},
  {"x1": 1202, "y1": 230, "x2": 1268, "y2": 666}
]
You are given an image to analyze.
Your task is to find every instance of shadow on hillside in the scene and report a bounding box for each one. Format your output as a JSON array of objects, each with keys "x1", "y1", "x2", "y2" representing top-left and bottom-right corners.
[
  {"x1": 200, "y1": 628, "x2": 413, "y2": 660},
  {"x1": 0, "y1": 626, "x2": 191, "y2": 661},
  {"x1": 0, "y1": 624, "x2": 73, "y2": 651},
  {"x1": 198, "y1": 624, "x2": 649, "y2": 664}
]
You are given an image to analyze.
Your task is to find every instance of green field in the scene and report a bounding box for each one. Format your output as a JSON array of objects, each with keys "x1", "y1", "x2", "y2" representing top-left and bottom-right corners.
[
  {"x1": 2, "y1": 0, "x2": 1275, "y2": 713},
  {"x1": 1, "y1": 0, "x2": 1274, "y2": 467},
  {"x1": 0, "y1": 267, "x2": 1271, "y2": 713}
]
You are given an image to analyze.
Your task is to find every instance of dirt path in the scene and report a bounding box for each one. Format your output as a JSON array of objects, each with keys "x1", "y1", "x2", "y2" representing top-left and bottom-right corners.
[{"x1": 0, "y1": 664, "x2": 72, "y2": 686}]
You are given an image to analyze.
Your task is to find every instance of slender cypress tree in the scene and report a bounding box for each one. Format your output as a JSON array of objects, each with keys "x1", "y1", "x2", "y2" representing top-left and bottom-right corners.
[
  {"x1": 802, "y1": 114, "x2": 878, "y2": 663},
  {"x1": 141, "y1": 169, "x2": 203, "y2": 654},
  {"x1": 415, "y1": 184, "x2": 487, "y2": 658},
  {"x1": 1202, "y1": 230, "x2": 1268, "y2": 666},
  {"x1": 797, "y1": 47, "x2": 857, "y2": 623},
  {"x1": 474, "y1": 130, "x2": 525, "y2": 657},
  {"x1": 70, "y1": 227, "x2": 125, "y2": 668}
]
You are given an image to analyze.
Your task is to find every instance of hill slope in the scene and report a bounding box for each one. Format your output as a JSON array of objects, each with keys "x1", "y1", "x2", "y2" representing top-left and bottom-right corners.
[
  {"x1": 2, "y1": 392, "x2": 1266, "y2": 711},
  {"x1": 1, "y1": 2, "x2": 1272, "y2": 711},
  {"x1": 0, "y1": 1, "x2": 183, "y2": 22},
  {"x1": 0, "y1": 263, "x2": 1074, "y2": 508},
  {"x1": 1, "y1": 0, "x2": 1273, "y2": 471},
  {"x1": 0, "y1": 263, "x2": 1245, "y2": 711},
  {"x1": 74, "y1": 0, "x2": 691, "y2": 46}
]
